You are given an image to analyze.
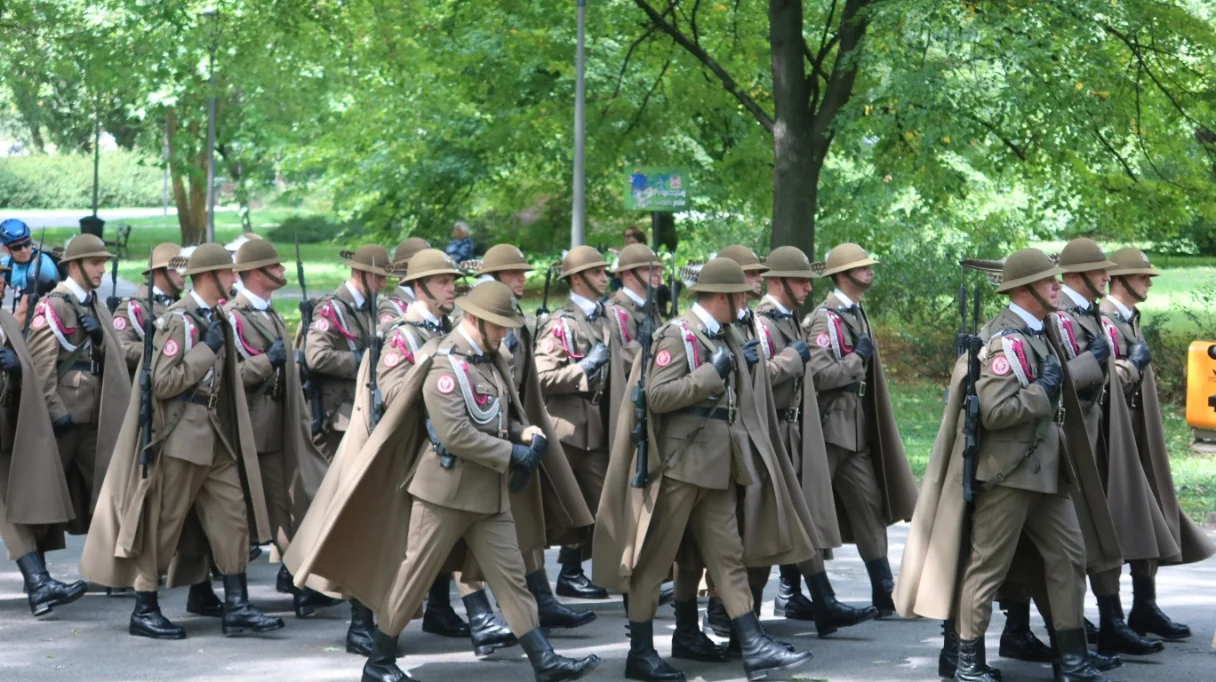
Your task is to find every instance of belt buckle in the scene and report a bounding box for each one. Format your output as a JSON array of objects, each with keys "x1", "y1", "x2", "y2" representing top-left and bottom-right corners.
[
  {"x1": 857, "y1": 381, "x2": 867, "y2": 397},
  {"x1": 1055, "y1": 406, "x2": 1066, "y2": 424},
  {"x1": 727, "y1": 405, "x2": 737, "y2": 424},
  {"x1": 786, "y1": 407, "x2": 801, "y2": 422},
  {"x1": 208, "y1": 392, "x2": 220, "y2": 411},
  {"x1": 590, "y1": 389, "x2": 603, "y2": 406}
]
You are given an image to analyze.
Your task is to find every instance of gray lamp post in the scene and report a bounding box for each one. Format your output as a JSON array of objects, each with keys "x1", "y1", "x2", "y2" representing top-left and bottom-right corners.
[
  {"x1": 202, "y1": 9, "x2": 220, "y2": 244},
  {"x1": 570, "y1": 0, "x2": 587, "y2": 248}
]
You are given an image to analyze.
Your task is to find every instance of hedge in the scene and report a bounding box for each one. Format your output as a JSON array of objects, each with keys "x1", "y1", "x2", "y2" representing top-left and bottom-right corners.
[{"x1": 0, "y1": 150, "x2": 165, "y2": 209}]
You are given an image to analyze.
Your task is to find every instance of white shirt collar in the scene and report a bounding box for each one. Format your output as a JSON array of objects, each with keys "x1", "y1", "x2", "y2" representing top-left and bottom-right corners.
[
  {"x1": 570, "y1": 292, "x2": 598, "y2": 316},
  {"x1": 1008, "y1": 302, "x2": 1044, "y2": 331},
  {"x1": 242, "y1": 288, "x2": 270, "y2": 311},
  {"x1": 398, "y1": 284, "x2": 416, "y2": 301},
  {"x1": 413, "y1": 300, "x2": 439, "y2": 325},
  {"x1": 189, "y1": 289, "x2": 211, "y2": 310},
  {"x1": 153, "y1": 285, "x2": 168, "y2": 298},
  {"x1": 691, "y1": 303, "x2": 721, "y2": 334},
  {"x1": 737, "y1": 307, "x2": 750, "y2": 321},
  {"x1": 64, "y1": 277, "x2": 90, "y2": 303},
  {"x1": 1110, "y1": 297, "x2": 1135, "y2": 319},
  {"x1": 621, "y1": 286, "x2": 646, "y2": 307},
  {"x1": 344, "y1": 280, "x2": 366, "y2": 308},
  {"x1": 762, "y1": 294, "x2": 791, "y2": 315},
  {"x1": 457, "y1": 326, "x2": 484, "y2": 355},
  {"x1": 1060, "y1": 284, "x2": 1090, "y2": 310},
  {"x1": 833, "y1": 289, "x2": 856, "y2": 308},
  {"x1": 232, "y1": 279, "x2": 247, "y2": 295}
]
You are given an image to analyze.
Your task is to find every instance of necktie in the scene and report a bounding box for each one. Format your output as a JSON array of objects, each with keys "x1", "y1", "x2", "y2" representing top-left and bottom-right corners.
[
  {"x1": 83, "y1": 293, "x2": 95, "y2": 307},
  {"x1": 463, "y1": 352, "x2": 490, "y2": 365},
  {"x1": 703, "y1": 328, "x2": 723, "y2": 340}
]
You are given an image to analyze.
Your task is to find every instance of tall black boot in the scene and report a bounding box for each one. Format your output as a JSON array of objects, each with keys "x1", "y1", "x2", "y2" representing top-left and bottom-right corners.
[
  {"x1": 955, "y1": 637, "x2": 999, "y2": 682},
  {"x1": 625, "y1": 619, "x2": 686, "y2": 681},
  {"x1": 249, "y1": 544, "x2": 263, "y2": 562},
  {"x1": 527, "y1": 570, "x2": 596, "y2": 630},
  {"x1": 221, "y1": 573, "x2": 285, "y2": 636},
  {"x1": 773, "y1": 564, "x2": 814, "y2": 620},
  {"x1": 347, "y1": 599, "x2": 376, "y2": 655},
  {"x1": 750, "y1": 579, "x2": 764, "y2": 617},
  {"x1": 276, "y1": 563, "x2": 294, "y2": 594},
  {"x1": 806, "y1": 571, "x2": 877, "y2": 638},
  {"x1": 1046, "y1": 624, "x2": 1122, "y2": 674},
  {"x1": 1053, "y1": 628, "x2": 1114, "y2": 682},
  {"x1": 278, "y1": 565, "x2": 343, "y2": 618},
  {"x1": 731, "y1": 611, "x2": 812, "y2": 681},
  {"x1": 187, "y1": 580, "x2": 224, "y2": 617},
  {"x1": 421, "y1": 573, "x2": 470, "y2": 637},
  {"x1": 998, "y1": 599, "x2": 1053, "y2": 662},
  {"x1": 864, "y1": 557, "x2": 897, "y2": 618},
  {"x1": 940, "y1": 620, "x2": 1003, "y2": 681},
  {"x1": 671, "y1": 599, "x2": 729, "y2": 662},
  {"x1": 462, "y1": 589, "x2": 517, "y2": 656},
  {"x1": 361, "y1": 628, "x2": 413, "y2": 682},
  {"x1": 15, "y1": 552, "x2": 87, "y2": 617},
  {"x1": 1128, "y1": 574, "x2": 1190, "y2": 640},
  {"x1": 702, "y1": 596, "x2": 732, "y2": 637},
  {"x1": 1085, "y1": 618, "x2": 1099, "y2": 645},
  {"x1": 1096, "y1": 593, "x2": 1163, "y2": 655},
  {"x1": 555, "y1": 546, "x2": 608, "y2": 599},
  {"x1": 129, "y1": 590, "x2": 186, "y2": 640},
  {"x1": 520, "y1": 627, "x2": 601, "y2": 682}
]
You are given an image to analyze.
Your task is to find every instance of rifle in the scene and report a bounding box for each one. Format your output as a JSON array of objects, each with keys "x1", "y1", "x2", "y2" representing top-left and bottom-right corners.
[
  {"x1": 21, "y1": 228, "x2": 47, "y2": 338},
  {"x1": 667, "y1": 248, "x2": 679, "y2": 318},
  {"x1": 295, "y1": 235, "x2": 326, "y2": 436},
  {"x1": 536, "y1": 263, "x2": 554, "y2": 320},
  {"x1": 630, "y1": 262, "x2": 657, "y2": 488},
  {"x1": 138, "y1": 262, "x2": 156, "y2": 478},
  {"x1": 365, "y1": 260, "x2": 384, "y2": 428},
  {"x1": 106, "y1": 255, "x2": 121, "y2": 313},
  {"x1": 958, "y1": 264, "x2": 982, "y2": 504}
]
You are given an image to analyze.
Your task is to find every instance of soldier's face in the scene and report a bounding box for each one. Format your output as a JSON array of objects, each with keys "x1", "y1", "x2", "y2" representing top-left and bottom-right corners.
[
  {"x1": 1030, "y1": 276, "x2": 1061, "y2": 311},
  {"x1": 216, "y1": 269, "x2": 237, "y2": 295},
  {"x1": 426, "y1": 274, "x2": 457, "y2": 313},
  {"x1": 584, "y1": 266, "x2": 609, "y2": 295},
  {"x1": 497, "y1": 270, "x2": 527, "y2": 297},
  {"x1": 745, "y1": 271, "x2": 763, "y2": 295},
  {"x1": 368, "y1": 273, "x2": 388, "y2": 291},
  {"x1": 1126, "y1": 274, "x2": 1153, "y2": 300},
  {"x1": 783, "y1": 277, "x2": 813, "y2": 305},
  {"x1": 166, "y1": 269, "x2": 186, "y2": 291},
  {"x1": 480, "y1": 319, "x2": 508, "y2": 348},
  {"x1": 81, "y1": 257, "x2": 109, "y2": 289}
]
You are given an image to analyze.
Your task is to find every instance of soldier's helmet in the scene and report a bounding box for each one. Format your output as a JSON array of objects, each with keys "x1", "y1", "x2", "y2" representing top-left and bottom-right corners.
[
  {"x1": 718, "y1": 244, "x2": 769, "y2": 273},
  {"x1": 559, "y1": 246, "x2": 610, "y2": 279},
  {"x1": 393, "y1": 237, "x2": 431, "y2": 269},
  {"x1": 761, "y1": 246, "x2": 818, "y2": 279},
  {"x1": 1058, "y1": 238, "x2": 1116, "y2": 273},
  {"x1": 611, "y1": 243, "x2": 662, "y2": 274},
  {"x1": 820, "y1": 243, "x2": 879, "y2": 277},
  {"x1": 143, "y1": 243, "x2": 182, "y2": 276},
  {"x1": 61, "y1": 234, "x2": 116, "y2": 263},
  {"x1": 457, "y1": 280, "x2": 524, "y2": 328},
  {"x1": 402, "y1": 249, "x2": 464, "y2": 283},
  {"x1": 477, "y1": 244, "x2": 534, "y2": 276},
  {"x1": 343, "y1": 244, "x2": 392, "y2": 276},
  {"x1": 996, "y1": 248, "x2": 1064, "y2": 293},
  {"x1": 1107, "y1": 247, "x2": 1159, "y2": 277},
  {"x1": 183, "y1": 243, "x2": 235, "y2": 275},
  {"x1": 688, "y1": 257, "x2": 754, "y2": 293},
  {"x1": 234, "y1": 240, "x2": 282, "y2": 272}
]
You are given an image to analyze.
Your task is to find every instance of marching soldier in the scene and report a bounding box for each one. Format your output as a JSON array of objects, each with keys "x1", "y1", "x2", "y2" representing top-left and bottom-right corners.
[
  {"x1": 535, "y1": 245, "x2": 613, "y2": 600},
  {"x1": 224, "y1": 239, "x2": 340, "y2": 618},
  {"x1": 0, "y1": 262, "x2": 88, "y2": 618},
  {"x1": 113, "y1": 243, "x2": 184, "y2": 375},
  {"x1": 594, "y1": 258, "x2": 814, "y2": 682},
  {"x1": 80, "y1": 243, "x2": 283, "y2": 641},
  {"x1": 1100, "y1": 247, "x2": 1216, "y2": 642},
  {"x1": 377, "y1": 236, "x2": 431, "y2": 323},
  {"x1": 802, "y1": 243, "x2": 918, "y2": 617}
]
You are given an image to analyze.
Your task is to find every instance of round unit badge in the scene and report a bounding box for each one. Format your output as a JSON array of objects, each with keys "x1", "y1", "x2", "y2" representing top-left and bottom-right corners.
[
  {"x1": 313, "y1": 318, "x2": 330, "y2": 332},
  {"x1": 436, "y1": 375, "x2": 456, "y2": 395},
  {"x1": 383, "y1": 352, "x2": 401, "y2": 368},
  {"x1": 540, "y1": 338, "x2": 556, "y2": 354},
  {"x1": 163, "y1": 339, "x2": 180, "y2": 357},
  {"x1": 381, "y1": 313, "x2": 394, "y2": 323},
  {"x1": 815, "y1": 333, "x2": 830, "y2": 348},
  {"x1": 654, "y1": 349, "x2": 672, "y2": 367},
  {"x1": 114, "y1": 316, "x2": 128, "y2": 330},
  {"x1": 31, "y1": 315, "x2": 46, "y2": 329},
  {"x1": 991, "y1": 355, "x2": 1011, "y2": 376}
]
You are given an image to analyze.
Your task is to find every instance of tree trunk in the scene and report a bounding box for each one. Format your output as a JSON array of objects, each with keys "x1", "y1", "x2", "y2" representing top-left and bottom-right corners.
[
  {"x1": 166, "y1": 107, "x2": 208, "y2": 246},
  {"x1": 768, "y1": 0, "x2": 818, "y2": 259}
]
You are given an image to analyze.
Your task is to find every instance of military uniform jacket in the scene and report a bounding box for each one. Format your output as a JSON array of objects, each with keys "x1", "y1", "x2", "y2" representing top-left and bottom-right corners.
[
  {"x1": 535, "y1": 299, "x2": 611, "y2": 451},
  {"x1": 804, "y1": 293, "x2": 870, "y2": 451},
  {"x1": 377, "y1": 294, "x2": 411, "y2": 330},
  {"x1": 302, "y1": 284, "x2": 373, "y2": 432},
  {"x1": 1048, "y1": 304, "x2": 1106, "y2": 443},
  {"x1": 224, "y1": 291, "x2": 289, "y2": 453},
  {"x1": 605, "y1": 289, "x2": 659, "y2": 370},
  {"x1": 752, "y1": 299, "x2": 810, "y2": 413},
  {"x1": 377, "y1": 304, "x2": 447, "y2": 410},
  {"x1": 113, "y1": 285, "x2": 176, "y2": 375}
]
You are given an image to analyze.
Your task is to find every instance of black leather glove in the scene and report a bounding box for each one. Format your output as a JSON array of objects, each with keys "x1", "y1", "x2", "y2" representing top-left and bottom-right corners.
[
  {"x1": 1129, "y1": 340, "x2": 1152, "y2": 371},
  {"x1": 742, "y1": 338, "x2": 761, "y2": 367},
  {"x1": 577, "y1": 342, "x2": 610, "y2": 377},
  {"x1": 510, "y1": 442, "x2": 541, "y2": 474},
  {"x1": 789, "y1": 339, "x2": 811, "y2": 365},
  {"x1": 0, "y1": 347, "x2": 20, "y2": 374},
  {"x1": 203, "y1": 319, "x2": 225, "y2": 352},
  {"x1": 80, "y1": 314, "x2": 105, "y2": 345},
  {"x1": 504, "y1": 330, "x2": 519, "y2": 352},
  {"x1": 299, "y1": 300, "x2": 314, "y2": 323},
  {"x1": 266, "y1": 338, "x2": 287, "y2": 369},
  {"x1": 354, "y1": 348, "x2": 365, "y2": 366},
  {"x1": 710, "y1": 345, "x2": 732, "y2": 380},
  {"x1": 1034, "y1": 355, "x2": 1063, "y2": 397},
  {"x1": 529, "y1": 433, "x2": 548, "y2": 461},
  {"x1": 1088, "y1": 333, "x2": 1111, "y2": 366},
  {"x1": 853, "y1": 334, "x2": 875, "y2": 362},
  {"x1": 52, "y1": 414, "x2": 75, "y2": 435}
]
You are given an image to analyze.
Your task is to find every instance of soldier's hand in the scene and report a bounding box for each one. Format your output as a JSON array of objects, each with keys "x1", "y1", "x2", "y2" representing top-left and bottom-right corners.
[
  {"x1": 1129, "y1": 340, "x2": 1152, "y2": 371},
  {"x1": 1088, "y1": 333, "x2": 1111, "y2": 365},
  {"x1": 504, "y1": 330, "x2": 519, "y2": 352},
  {"x1": 80, "y1": 314, "x2": 105, "y2": 344},
  {"x1": 203, "y1": 319, "x2": 226, "y2": 352},
  {"x1": 577, "y1": 342, "x2": 610, "y2": 376},
  {"x1": 0, "y1": 348, "x2": 20, "y2": 374},
  {"x1": 1034, "y1": 355, "x2": 1063, "y2": 397},
  {"x1": 853, "y1": 334, "x2": 875, "y2": 362},
  {"x1": 52, "y1": 414, "x2": 76, "y2": 435},
  {"x1": 521, "y1": 425, "x2": 544, "y2": 444},
  {"x1": 529, "y1": 433, "x2": 548, "y2": 460},
  {"x1": 742, "y1": 338, "x2": 761, "y2": 367},
  {"x1": 710, "y1": 345, "x2": 733, "y2": 380},
  {"x1": 789, "y1": 339, "x2": 811, "y2": 365},
  {"x1": 353, "y1": 348, "x2": 365, "y2": 367},
  {"x1": 299, "y1": 300, "x2": 314, "y2": 322},
  {"x1": 509, "y1": 442, "x2": 541, "y2": 473},
  {"x1": 267, "y1": 338, "x2": 287, "y2": 369}
]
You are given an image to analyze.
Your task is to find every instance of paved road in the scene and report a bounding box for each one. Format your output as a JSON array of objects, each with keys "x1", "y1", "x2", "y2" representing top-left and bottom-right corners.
[
  {"x1": 3, "y1": 524, "x2": 1213, "y2": 681},
  {"x1": 3, "y1": 208, "x2": 179, "y2": 228}
]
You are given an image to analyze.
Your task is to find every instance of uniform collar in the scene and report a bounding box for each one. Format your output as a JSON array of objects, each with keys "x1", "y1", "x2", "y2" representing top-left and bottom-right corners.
[
  {"x1": 189, "y1": 289, "x2": 211, "y2": 311},
  {"x1": 1109, "y1": 296, "x2": 1135, "y2": 319},
  {"x1": 344, "y1": 280, "x2": 366, "y2": 308},
  {"x1": 1008, "y1": 302, "x2": 1044, "y2": 331},
  {"x1": 621, "y1": 286, "x2": 646, "y2": 308},
  {"x1": 64, "y1": 276, "x2": 90, "y2": 303},
  {"x1": 1060, "y1": 284, "x2": 1090, "y2": 310},
  {"x1": 691, "y1": 303, "x2": 721, "y2": 334},
  {"x1": 398, "y1": 284, "x2": 416, "y2": 301},
  {"x1": 457, "y1": 326, "x2": 484, "y2": 356},
  {"x1": 153, "y1": 285, "x2": 169, "y2": 298},
  {"x1": 242, "y1": 288, "x2": 270, "y2": 311},
  {"x1": 413, "y1": 300, "x2": 440, "y2": 325},
  {"x1": 832, "y1": 289, "x2": 856, "y2": 308},
  {"x1": 761, "y1": 294, "x2": 790, "y2": 315},
  {"x1": 570, "y1": 292, "x2": 598, "y2": 317}
]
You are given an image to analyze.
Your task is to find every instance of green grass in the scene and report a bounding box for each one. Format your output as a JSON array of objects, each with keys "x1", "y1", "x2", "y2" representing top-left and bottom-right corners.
[{"x1": 889, "y1": 378, "x2": 1216, "y2": 522}]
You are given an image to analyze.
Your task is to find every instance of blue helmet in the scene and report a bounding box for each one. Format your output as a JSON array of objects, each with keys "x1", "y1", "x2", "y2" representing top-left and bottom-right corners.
[{"x1": 0, "y1": 218, "x2": 31, "y2": 246}]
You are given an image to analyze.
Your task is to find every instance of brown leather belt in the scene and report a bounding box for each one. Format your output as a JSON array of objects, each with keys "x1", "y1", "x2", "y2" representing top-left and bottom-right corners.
[
  {"x1": 177, "y1": 392, "x2": 219, "y2": 410},
  {"x1": 676, "y1": 406, "x2": 734, "y2": 422}
]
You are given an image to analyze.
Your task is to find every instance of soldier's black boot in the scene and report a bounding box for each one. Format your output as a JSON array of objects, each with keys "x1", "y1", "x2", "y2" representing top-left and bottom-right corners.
[
  {"x1": 1097, "y1": 593, "x2": 1163, "y2": 655},
  {"x1": 278, "y1": 565, "x2": 343, "y2": 618},
  {"x1": 1085, "y1": 618, "x2": 1099, "y2": 645},
  {"x1": 248, "y1": 544, "x2": 263, "y2": 562},
  {"x1": 15, "y1": 552, "x2": 87, "y2": 617},
  {"x1": 421, "y1": 573, "x2": 470, "y2": 637},
  {"x1": 1128, "y1": 574, "x2": 1190, "y2": 640},
  {"x1": 773, "y1": 564, "x2": 815, "y2": 621},
  {"x1": 221, "y1": 573, "x2": 285, "y2": 636},
  {"x1": 998, "y1": 599, "x2": 1053, "y2": 662},
  {"x1": 276, "y1": 564, "x2": 294, "y2": 594},
  {"x1": 703, "y1": 596, "x2": 732, "y2": 637},
  {"x1": 361, "y1": 628, "x2": 414, "y2": 682},
  {"x1": 863, "y1": 557, "x2": 897, "y2": 618},
  {"x1": 555, "y1": 546, "x2": 608, "y2": 599},
  {"x1": 527, "y1": 570, "x2": 596, "y2": 630},
  {"x1": 731, "y1": 611, "x2": 812, "y2": 681},
  {"x1": 626, "y1": 619, "x2": 686, "y2": 681},
  {"x1": 671, "y1": 599, "x2": 729, "y2": 662},
  {"x1": 939, "y1": 620, "x2": 1003, "y2": 680},
  {"x1": 954, "y1": 637, "x2": 998, "y2": 682},
  {"x1": 520, "y1": 627, "x2": 601, "y2": 682},
  {"x1": 186, "y1": 580, "x2": 224, "y2": 617},
  {"x1": 347, "y1": 599, "x2": 376, "y2": 655},
  {"x1": 129, "y1": 590, "x2": 186, "y2": 640},
  {"x1": 807, "y1": 571, "x2": 878, "y2": 638},
  {"x1": 1046, "y1": 624, "x2": 1122, "y2": 674},
  {"x1": 462, "y1": 589, "x2": 517, "y2": 656},
  {"x1": 1053, "y1": 628, "x2": 1114, "y2": 682}
]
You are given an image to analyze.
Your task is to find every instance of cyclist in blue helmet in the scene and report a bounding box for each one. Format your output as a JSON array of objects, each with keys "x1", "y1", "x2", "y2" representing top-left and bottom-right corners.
[{"x1": 0, "y1": 219, "x2": 61, "y2": 294}]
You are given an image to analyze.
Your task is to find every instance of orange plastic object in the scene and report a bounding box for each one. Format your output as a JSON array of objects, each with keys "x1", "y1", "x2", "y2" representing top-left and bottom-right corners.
[{"x1": 1185, "y1": 341, "x2": 1216, "y2": 430}]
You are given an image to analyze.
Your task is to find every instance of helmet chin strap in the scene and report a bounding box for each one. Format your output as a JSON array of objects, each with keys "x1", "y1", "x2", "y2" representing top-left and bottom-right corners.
[
  {"x1": 577, "y1": 271, "x2": 604, "y2": 299},
  {"x1": 1024, "y1": 284, "x2": 1056, "y2": 314},
  {"x1": 778, "y1": 278, "x2": 800, "y2": 310},
  {"x1": 1079, "y1": 271, "x2": 1104, "y2": 301},
  {"x1": 844, "y1": 270, "x2": 873, "y2": 293},
  {"x1": 1115, "y1": 275, "x2": 1146, "y2": 303},
  {"x1": 260, "y1": 266, "x2": 287, "y2": 288},
  {"x1": 157, "y1": 268, "x2": 183, "y2": 297},
  {"x1": 476, "y1": 318, "x2": 496, "y2": 356},
  {"x1": 209, "y1": 272, "x2": 227, "y2": 304}
]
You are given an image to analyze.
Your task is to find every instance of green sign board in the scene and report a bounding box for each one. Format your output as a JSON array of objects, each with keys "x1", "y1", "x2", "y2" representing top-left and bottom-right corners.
[{"x1": 625, "y1": 167, "x2": 690, "y2": 211}]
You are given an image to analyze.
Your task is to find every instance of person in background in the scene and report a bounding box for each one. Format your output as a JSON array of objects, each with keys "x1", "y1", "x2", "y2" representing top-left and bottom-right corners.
[
  {"x1": 445, "y1": 222, "x2": 477, "y2": 263},
  {"x1": 610, "y1": 227, "x2": 649, "y2": 293},
  {"x1": 0, "y1": 218, "x2": 60, "y2": 296}
]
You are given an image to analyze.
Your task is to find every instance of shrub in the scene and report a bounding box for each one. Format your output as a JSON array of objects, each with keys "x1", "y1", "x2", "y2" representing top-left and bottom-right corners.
[
  {"x1": 266, "y1": 213, "x2": 350, "y2": 243},
  {"x1": 0, "y1": 151, "x2": 164, "y2": 209}
]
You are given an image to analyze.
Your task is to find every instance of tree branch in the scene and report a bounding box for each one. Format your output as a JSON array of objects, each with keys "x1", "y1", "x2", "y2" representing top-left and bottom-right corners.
[
  {"x1": 1090, "y1": 124, "x2": 1137, "y2": 183},
  {"x1": 609, "y1": 25, "x2": 657, "y2": 101},
  {"x1": 957, "y1": 110, "x2": 1027, "y2": 161},
  {"x1": 810, "y1": 0, "x2": 871, "y2": 155},
  {"x1": 625, "y1": 60, "x2": 672, "y2": 136}
]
